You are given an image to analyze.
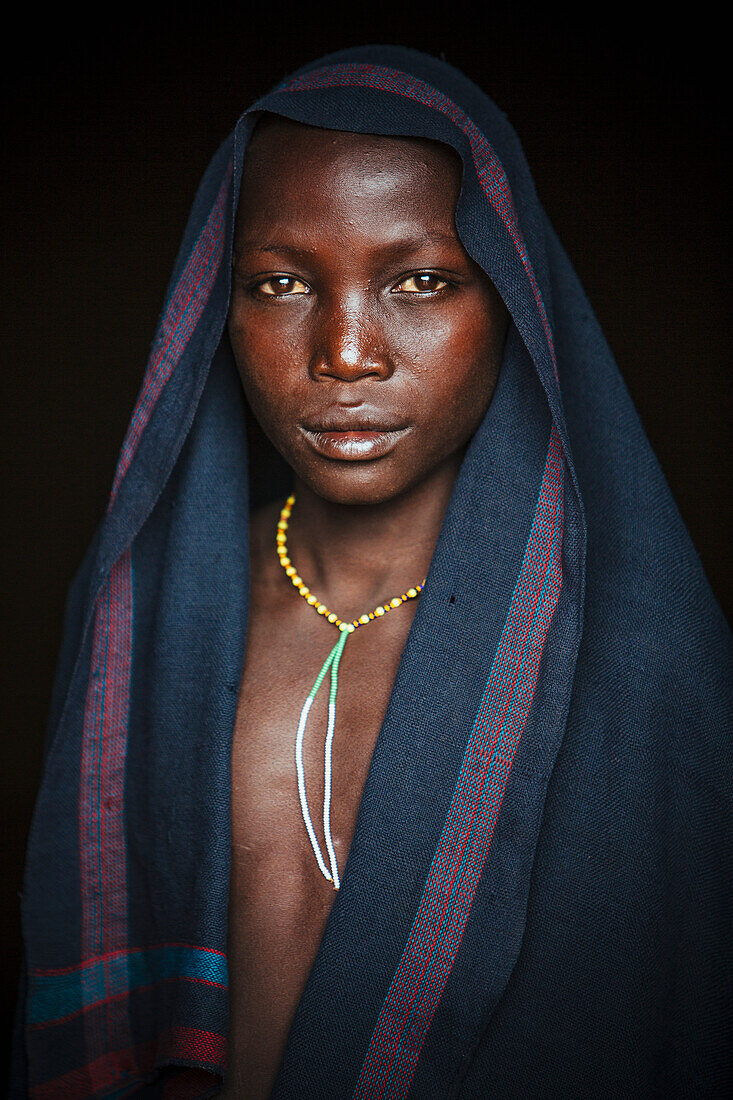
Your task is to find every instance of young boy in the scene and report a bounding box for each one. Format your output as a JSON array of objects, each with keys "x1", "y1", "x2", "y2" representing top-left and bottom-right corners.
[
  {"x1": 15, "y1": 46, "x2": 731, "y2": 1100},
  {"x1": 223, "y1": 115, "x2": 507, "y2": 1098}
]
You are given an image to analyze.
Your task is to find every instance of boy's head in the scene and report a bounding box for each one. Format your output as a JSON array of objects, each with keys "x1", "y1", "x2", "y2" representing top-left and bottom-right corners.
[{"x1": 228, "y1": 114, "x2": 508, "y2": 506}]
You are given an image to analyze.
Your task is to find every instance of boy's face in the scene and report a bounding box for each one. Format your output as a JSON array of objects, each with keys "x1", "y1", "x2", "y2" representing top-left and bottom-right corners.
[{"x1": 228, "y1": 116, "x2": 508, "y2": 506}]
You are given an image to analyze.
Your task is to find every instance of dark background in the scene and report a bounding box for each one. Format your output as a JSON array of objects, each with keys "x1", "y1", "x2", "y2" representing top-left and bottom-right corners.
[{"x1": 2, "y1": 3, "x2": 729, "y2": 1075}]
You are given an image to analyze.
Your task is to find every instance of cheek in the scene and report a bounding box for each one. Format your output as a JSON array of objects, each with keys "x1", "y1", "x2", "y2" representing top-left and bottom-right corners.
[
  {"x1": 228, "y1": 309, "x2": 305, "y2": 407},
  {"x1": 411, "y1": 309, "x2": 503, "y2": 435}
]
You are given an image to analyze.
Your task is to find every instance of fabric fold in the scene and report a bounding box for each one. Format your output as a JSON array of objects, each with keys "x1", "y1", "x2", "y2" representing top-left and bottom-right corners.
[{"x1": 16, "y1": 43, "x2": 731, "y2": 1100}]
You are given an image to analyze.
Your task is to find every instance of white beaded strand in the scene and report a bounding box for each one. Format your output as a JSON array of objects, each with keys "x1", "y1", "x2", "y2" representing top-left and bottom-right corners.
[{"x1": 279, "y1": 495, "x2": 425, "y2": 890}]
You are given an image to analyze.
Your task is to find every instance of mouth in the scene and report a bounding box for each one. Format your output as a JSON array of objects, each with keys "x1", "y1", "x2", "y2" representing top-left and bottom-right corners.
[{"x1": 298, "y1": 420, "x2": 412, "y2": 462}]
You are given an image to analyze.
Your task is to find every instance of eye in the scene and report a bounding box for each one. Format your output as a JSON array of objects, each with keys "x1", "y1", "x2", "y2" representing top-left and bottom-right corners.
[
  {"x1": 255, "y1": 275, "x2": 310, "y2": 296},
  {"x1": 392, "y1": 272, "x2": 449, "y2": 294}
]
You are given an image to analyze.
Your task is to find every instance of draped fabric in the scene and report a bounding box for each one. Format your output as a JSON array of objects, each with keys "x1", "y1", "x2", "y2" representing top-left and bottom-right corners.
[{"x1": 14, "y1": 46, "x2": 731, "y2": 1099}]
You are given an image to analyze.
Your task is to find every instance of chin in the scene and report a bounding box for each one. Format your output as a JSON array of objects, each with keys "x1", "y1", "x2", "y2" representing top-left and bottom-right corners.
[{"x1": 296, "y1": 463, "x2": 416, "y2": 507}]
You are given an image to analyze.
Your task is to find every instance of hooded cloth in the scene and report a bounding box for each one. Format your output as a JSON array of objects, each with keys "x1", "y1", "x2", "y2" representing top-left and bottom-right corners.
[{"x1": 15, "y1": 45, "x2": 732, "y2": 1100}]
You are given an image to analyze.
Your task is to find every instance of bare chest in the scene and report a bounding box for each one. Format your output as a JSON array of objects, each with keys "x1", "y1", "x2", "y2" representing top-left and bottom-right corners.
[{"x1": 224, "y1": 602, "x2": 414, "y2": 1098}]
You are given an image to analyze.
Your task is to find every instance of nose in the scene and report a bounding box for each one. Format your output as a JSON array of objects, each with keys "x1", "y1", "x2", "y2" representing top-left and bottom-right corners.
[{"x1": 309, "y1": 297, "x2": 394, "y2": 382}]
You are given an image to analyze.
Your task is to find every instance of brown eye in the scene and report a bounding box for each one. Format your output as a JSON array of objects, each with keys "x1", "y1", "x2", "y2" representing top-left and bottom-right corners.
[
  {"x1": 257, "y1": 275, "x2": 310, "y2": 296},
  {"x1": 393, "y1": 272, "x2": 448, "y2": 294}
]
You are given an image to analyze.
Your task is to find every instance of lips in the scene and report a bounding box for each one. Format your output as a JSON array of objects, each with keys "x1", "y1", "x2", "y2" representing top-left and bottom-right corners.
[{"x1": 298, "y1": 414, "x2": 411, "y2": 461}]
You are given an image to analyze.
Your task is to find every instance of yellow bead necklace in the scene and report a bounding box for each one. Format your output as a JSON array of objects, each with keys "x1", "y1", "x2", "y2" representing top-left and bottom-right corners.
[
  {"x1": 277, "y1": 493, "x2": 425, "y2": 632},
  {"x1": 277, "y1": 493, "x2": 425, "y2": 889}
]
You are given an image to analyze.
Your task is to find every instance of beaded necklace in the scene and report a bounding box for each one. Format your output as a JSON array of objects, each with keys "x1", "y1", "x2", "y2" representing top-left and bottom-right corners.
[{"x1": 277, "y1": 493, "x2": 425, "y2": 889}]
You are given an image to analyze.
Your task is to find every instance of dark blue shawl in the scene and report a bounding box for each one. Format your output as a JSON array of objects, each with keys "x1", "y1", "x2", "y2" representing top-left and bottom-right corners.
[{"x1": 14, "y1": 45, "x2": 732, "y2": 1099}]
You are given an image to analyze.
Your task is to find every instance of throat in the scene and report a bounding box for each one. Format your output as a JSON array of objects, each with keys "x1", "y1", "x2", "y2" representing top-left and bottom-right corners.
[{"x1": 275, "y1": 472, "x2": 455, "y2": 614}]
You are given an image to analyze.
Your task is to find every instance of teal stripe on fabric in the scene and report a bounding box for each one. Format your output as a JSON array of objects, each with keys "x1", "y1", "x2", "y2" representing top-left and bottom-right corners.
[{"x1": 29, "y1": 945, "x2": 228, "y2": 1025}]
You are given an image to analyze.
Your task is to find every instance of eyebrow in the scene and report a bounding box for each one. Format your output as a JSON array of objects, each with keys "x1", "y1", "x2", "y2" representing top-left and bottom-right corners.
[{"x1": 234, "y1": 232, "x2": 461, "y2": 261}]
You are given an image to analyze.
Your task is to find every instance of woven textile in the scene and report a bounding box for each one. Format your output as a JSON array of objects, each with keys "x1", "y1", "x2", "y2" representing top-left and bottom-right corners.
[{"x1": 13, "y1": 46, "x2": 731, "y2": 1100}]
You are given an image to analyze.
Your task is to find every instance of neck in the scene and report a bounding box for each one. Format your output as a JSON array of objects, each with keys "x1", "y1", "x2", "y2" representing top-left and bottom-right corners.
[{"x1": 284, "y1": 456, "x2": 462, "y2": 616}]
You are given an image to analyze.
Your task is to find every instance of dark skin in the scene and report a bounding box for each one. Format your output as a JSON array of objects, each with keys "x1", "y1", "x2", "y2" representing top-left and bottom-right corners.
[{"x1": 221, "y1": 116, "x2": 508, "y2": 1099}]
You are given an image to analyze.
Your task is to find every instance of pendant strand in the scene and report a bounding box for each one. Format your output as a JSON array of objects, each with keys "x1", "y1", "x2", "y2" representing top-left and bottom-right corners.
[
  {"x1": 278, "y1": 494, "x2": 425, "y2": 889},
  {"x1": 295, "y1": 630, "x2": 348, "y2": 885}
]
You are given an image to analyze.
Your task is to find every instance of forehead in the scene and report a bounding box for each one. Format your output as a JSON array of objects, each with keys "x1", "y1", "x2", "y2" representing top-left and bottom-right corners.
[
  {"x1": 235, "y1": 115, "x2": 463, "y2": 244},
  {"x1": 244, "y1": 114, "x2": 462, "y2": 173}
]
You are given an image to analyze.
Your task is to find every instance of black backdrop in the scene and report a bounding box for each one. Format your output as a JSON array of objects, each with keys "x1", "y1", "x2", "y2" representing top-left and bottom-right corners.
[{"x1": 2, "y1": 4, "x2": 730, "y2": 1075}]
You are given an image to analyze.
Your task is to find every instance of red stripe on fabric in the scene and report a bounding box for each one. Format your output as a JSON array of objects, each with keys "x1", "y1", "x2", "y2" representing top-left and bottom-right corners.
[
  {"x1": 157, "y1": 1026, "x2": 227, "y2": 1071},
  {"x1": 378, "y1": 440, "x2": 561, "y2": 1073},
  {"x1": 372, "y1": 486, "x2": 561, "y2": 1050},
  {"x1": 370, "y1": 506, "x2": 562, "y2": 1091},
  {"x1": 30, "y1": 1027, "x2": 225, "y2": 1099},
  {"x1": 354, "y1": 430, "x2": 563, "y2": 1098},
  {"x1": 99, "y1": 558, "x2": 133, "y2": 963},
  {"x1": 109, "y1": 161, "x2": 232, "y2": 505},
  {"x1": 370, "y1": 495, "x2": 560, "y2": 1050},
  {"x1": 78, "y1": 549, "x2": 134, "y2": 1082}
]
